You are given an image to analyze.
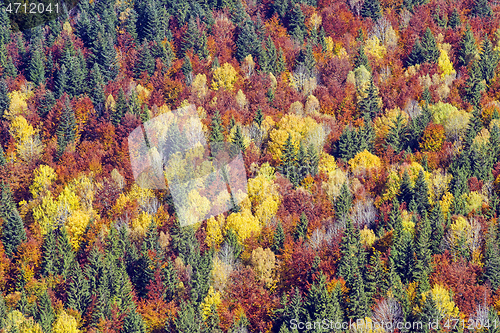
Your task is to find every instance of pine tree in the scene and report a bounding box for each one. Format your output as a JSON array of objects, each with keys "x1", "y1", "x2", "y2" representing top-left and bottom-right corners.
[
  {"x1": 295, "y1": 212, "x2": 309, "y2": 241},
  {"x1": 484, "y1": 224, "x2": 500, "y2": 290},
  {"x1": 0, "y1": 145, "x2": 5, "y2": 166},
  {"x1": 181, "y1": 56, "x2": 193, "y2": 85},
  {"x1": 458, "y1": 25, "x2": 477, "y2": 68},
  {"x1": 89, "y1": 63, "x2": 106, "y2": 117},
  {"x1": 407, "y1": 38, "x2": 425, "y2": 66},
  {"x1": 54, "y1": 64, "x2": 68, "y2": 98},
  {"x1": 254, "y1": 108, "x2": 263, "y2": 127},
  {"x1": 391, "y1": 226, "x2": 415, "y2": 284},
  {"x1": 365, "y1": 251, "x2": 385, "y2": 302},
  {"x1": 414, "y1": 169, "x2": 429, "y2": 215},
  {"x1": 354, "y1": 45, "x2": 371, "y2": 72},
  {"x1": 236, "y1": 20, "x2": 259, "y2": 62},
  {"x1": 0, "y1": 79, "x2": 9, "y2": 118},
  {"x1": 336, "y1": 182, "x2": 352, "y2": 220},
  {"x1": 472, "y1": 0, "x2": 492, "y2": 17},
  {"x1": 41, "y1": 229, "x2": 57, "y2": 276},
  {"x1": 135, "y1": 42, "x2": 155, "y2": 77},
  {"x1": 449, "y1": 8, "x2": 461, "y2": 29},
  {"x1": 0, "y1": 292, "x2": 5, "y2": 330},
  {"x1": 336, "y1": 125, "x2": 358, "y2": 161},
  {"x1": 272, "y1": 0, "x2": 289, "y2": 19},
  {"x1": 387, "y1": 198, "x2": 403, "y2": 232},
  {"x1": 94, "y1": 33, "x2": 118, "y2": 82},
  {"x1": 276, "y1": 47, "x2": 287, "y2": 73},
  {"x1": 385, "y1": 112, "x2": 409, "y2": 153},
  {"x1": 142, "y1": 0, "x2": 160, "y2": 41},
  {"x1": 67, "y1": 54, "x2": 86, "y2": 96},
  {"x1": 35, "y1": 289, "x2": 55, "y2": 333},
  {"x1": 295, "y1": 43, "x2": 316, "y2": 76},
  {"x1": 289, "y1": 4, "x2": 306, "y2": 42},
  {"x1": 465, "y1": 60, "x2": 485, "y2": 107},
  {"x1": 56, "y1": 97, "x2": 77, "y2": 159},
  {"x1": 479, "y1": 36, "x2": 498, "y2": 85},
  {"x1": 181, "y1": 18, "x2": 199, "y2": 56},
  {"x1": 421, "y1": 28, "x2": 440, "y2": 63},
  {"x1": 28, "y1": 46, "x2": 45, "y2": 85},
  {"x1": 265, "y1": 37, "x2": 277, "y2": 74},
  {"x1": 412, "y1": 215, "x2": 432, "y2": 288},
  {"x1": 209, "y1": 110, "x2": 224, "y2": 147},
  {"x1": 429, "y1": 204, "x2": 444, "y2": 255},
  {"x1": 112, "y1": 88, "x2": 127, "y2": 126},
  {"x1": 398, "y1": 170, "x2": 414, "y2": 208},
  {"x1": 307, "y1": 144, "x2": 319, "y2": 176},
  {"x1": 360, "y1": 0, "x2": 381, "y2": 20},
  {"x1": 280, "y1": 134, "x2": 298, "y2": 185},
  {"x1": 0, "y1": 183, "x2": 26, "y2": 258},
  {"x1": 56, "y1": 227, "x2": 75, "y2": 279},
  {"x1": 359, "y1": 77, "x2": 381, "y2": 120},
  {"x1": 233, "y1": 125, "x2": 245, "y2": 153},
  {"x1": 67, "y1": 263, "x2": 90, "y2": 314},
  {"x1": 122, "y1": 308, "x2": 146, "y2": 333}
]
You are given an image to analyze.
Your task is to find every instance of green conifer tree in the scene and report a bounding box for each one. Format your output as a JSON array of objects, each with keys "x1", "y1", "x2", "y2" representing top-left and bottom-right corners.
[
  {"x1": 295, "y1": 212, "x2": 309, "y2": 241},
  {"x1": 458, "y1": 25, "x2": 477, "y2": 68},
  {"x1": 449, "y1": 8, "x2": 461, "y2": 29},
  {"x1": 233, "y1": 125, "x2": 245, "y2": 153},
  {"x1": 89, "y1": 63, "x2": 106, "y2": 117},
  {"x1": 354, "y1": 45, "x2": 371, "y2": 72},
  {"x1": 360, "y1": 0, "x2": 381, "y2": 20},
  {"x1": 28, "y1": 46, "x2": 45, "y2": 85},
  {"x1": 272, "y1": 221, "x2": 285, "y2": 253},
  {"x1": 359, "y1": 77, "x2": 381, "y2": 120},
  {"x1": 35, "y1": 289, "x2": 55, "y2": 333},
  {"x1": 414, "y1": 169, "x2": 429, "y2": 215},
  {"x1": 289, "y1": 4, "x2": 306, "y2": 42},
  {"x1": 56, "y1": 97, "x2": 77, "y2": 159},
  {"x1": 122, "y1": 308, "x2": 146, "y2": 333},
  {"x1": 473, "y1": 0, "x2": 493, "y2": 17},
  {"x1": 0, "y1": 79, "x2": 10, "y2": 118},
  {"x1": 385, "y1": 112, "x2": 409, "y2": 153},
  {"x1": 254, "y1": 108, "x2": 263, "y2": 127},
  {"x1": 484, "y1": 224, "x2": 500, "y2": 290},
  {"x1": 336, "y1": 182, "x2": 352, "y2": 220},
  {"x1": 67, "y1": 263, "x2": 91, "y2": 314},
  {"x1": 398, "y1": 170, "x2": 414, "y2": 206},
  {"x1": 181, "y1": 56, "x2": 193, "y2": 85},
  {"x1": 280, "y1": 134, "x2": 298, "y2": 185},
  {"x1": 407, "y1": 38, "x2": 425, "y2": 66},
  {"x1": 41, "y1": 229, "x2": 57, "y2": 276},
  {"x1": 276, "y1": 47, "x2": 287, "y2": 73},
  {"x1": 421, "y1": 28, "x2": 440, "y2": 63},
  {"x1": 0, "y1": 183, "x2": 26, "y2": 258},
  {"x1": 135, "y1": 42, "x2": 155, "y2": 78},
  {"x1": 479, "y1": 36, "x2": 498, "y2": 85},
  {"x1": 465, "y1": 60, "x2": 485, "y2": 107},
  {"x1": 54, "y1": 64, "x2": 68, "y2": 98},
  {"x1": 236, "y1": 20, "x2": 260, "y2": 62},
  {"x1": 112, "y1": 88, "x2": 127, "y2": 126}
]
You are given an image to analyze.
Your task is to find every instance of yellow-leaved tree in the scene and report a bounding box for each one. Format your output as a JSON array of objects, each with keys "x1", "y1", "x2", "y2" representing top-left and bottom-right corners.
[
  {"x1": 225, "y1": 209, "x2": 261, "y2": 244},
  {"x1": 250, "y1": 247, "x2": 277, "y2": 290},
  {"x1": 348, "y1": 150, "x2": 382, "y2": 175},
  {"x1": 200, "y1": 286, "x2": 222, "y2": 322},
  {"x1": 52, "y1": 310, "x2": 81, "y2": 333},
  {"x1": 438, "y1": 48, "x2": 455, "y2": 78},
  {"x1": 268, "y1": 113, "x2": 320, "y2": 162},
  {"x1": 211, "y1": 63, "x2": 238, "y2": 91},
  {"x1": 424, "y1": 284, "x2": 460, "y2": 319},
  {"x1": 205, "y1": 214, "x2": 225, "y2": 249},
  {"x1": 9, "y1": 115, "x2": 44, "y2": 163}
]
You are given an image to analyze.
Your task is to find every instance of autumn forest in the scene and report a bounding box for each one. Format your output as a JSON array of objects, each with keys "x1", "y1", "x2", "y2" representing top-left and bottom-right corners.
[{"x1": 1, "y1": 0, "x2": 500, "y2": 331}]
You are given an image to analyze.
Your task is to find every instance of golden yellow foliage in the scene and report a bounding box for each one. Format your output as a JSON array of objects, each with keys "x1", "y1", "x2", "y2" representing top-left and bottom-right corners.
[
  {"x1": 365, "y1": 36, "x2": 386, "y2": 60},
  {"x1": 268, "y1": 114, "x2": 320, "y2": 162},
  {"x1": 323, "y1": 168, "x2": 348, "y2": 200},
  {"x1": 132, "y1": 211, "x2": 153, "y2": 235},
  {"x1": 373, "y1": 108, "x2": 409, "y2": 139},
  {"x1": 401, "y1": 210, "x2": 416, "y2": 234},
  {"x1": 428, "y1": 170, "x2": 452, "y2": 206},
  {"x1": 10, "y1": 116, "x2": 36, "y2": 142},
  {"x1": 30, "y1": 165, "x2": 57, "y2": 199},
  {"x1": 383, "y1": 169, "x2": 401, "y2": 202},
  {"x1": 251, "y1": 247, "x2": 276, "y2": 289},
  {"x1": 360, "y1": 226, "x2": 376, "y2": 247},
  {"x1": 348, "y1": 150, "x2": 382, "y2": 175},
  {"x1": 211, "y1": 62, "x2": 238, "y2": 91},
  {"x1": 424, "y1": 284, "x2": 460, "y2": 319},
  {"x1": 211, "y1": 255, "x2": 232, "y2": 292},
  {"x1": 473, "y1": 128, "x2": 490, "y2": 148},
  {"x1": 225, "y1": 209, "x2": 261, "y2": 244},
  {"x1": 6, "y1": 90, "x2": 33, "y2": 119},
  {"x1": 136, "y1": 84, "x2": 151, "y2": 104},
  {"x1": 4, "y1": 310, "x2": 43, "y2": 333},
  {"x1": 235, "y1": 89, "x2": 248, "y2": 109},
  {"x1": 52, "y1": 310, "x2": 81, "y2": 333},
  {"x1": 438, "y1": 49, "x2": 455, "y2": 78},
  {"x1": 465, "y1": 191, "x2": 483, "y2": 214},
  {"x1": 439, "y1": 192, "x2": 454, "y2": 215},
  {"x1": 192, "y1": 74, "x2": 208, "y2": 99},
  {"x1": 201, "y1": 286, "x2": 222, "y2": 322},
  {"x1": 206, "y1": 214, "x2": 225, "y2": 248},
  {"x1": 318, "y1": 152, "x2": 337, "y2": 175},
  {"x1": 66, "y1": 210, "x2": 92, "y2": 250}
]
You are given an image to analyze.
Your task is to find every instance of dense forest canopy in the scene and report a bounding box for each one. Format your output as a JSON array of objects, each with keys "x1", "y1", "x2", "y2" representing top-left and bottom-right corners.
[{"x1": 1, "y1": 0, "x2": 500, "y2": 331}]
